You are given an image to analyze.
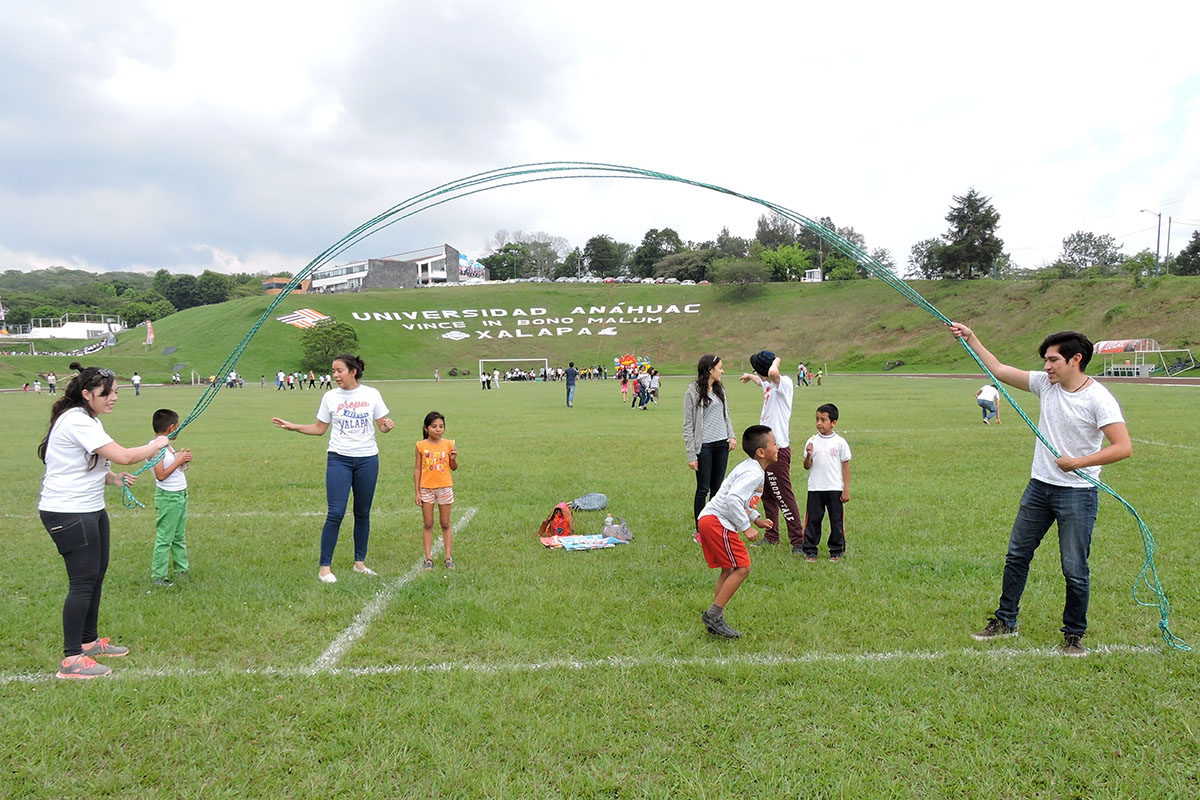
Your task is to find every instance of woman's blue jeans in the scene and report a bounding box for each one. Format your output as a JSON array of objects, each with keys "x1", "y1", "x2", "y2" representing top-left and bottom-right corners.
[
  {"x1": 320, "y1": 452, "x2": 379, "y2": 566},
  {"x1": 996, "y1": 479, "x2": 1098, "y2": 636}
]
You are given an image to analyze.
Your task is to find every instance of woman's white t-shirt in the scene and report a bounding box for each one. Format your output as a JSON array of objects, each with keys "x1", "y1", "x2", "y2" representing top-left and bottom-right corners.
[
  {"x1": 38, "y1": 407, "x2": 115, "y2": 513},
  {"x1": 317, "y1": 385, "x2": 389, "y2": 457}
]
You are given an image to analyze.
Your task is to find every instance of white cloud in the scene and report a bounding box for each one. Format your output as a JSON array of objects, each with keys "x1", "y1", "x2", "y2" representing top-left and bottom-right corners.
[{"x1": 1, "y1": 0, "x2": 1199, "y2": 275}]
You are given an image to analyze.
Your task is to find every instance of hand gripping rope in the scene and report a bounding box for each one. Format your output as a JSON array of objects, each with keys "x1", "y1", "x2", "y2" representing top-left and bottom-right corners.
[{"x1": 120, "y1": 161, "x2": 1188, "y2": 650}]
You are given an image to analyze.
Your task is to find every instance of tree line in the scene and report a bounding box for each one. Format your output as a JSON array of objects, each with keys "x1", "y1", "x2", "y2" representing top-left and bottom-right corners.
[
  {"x1": 0, "y1": 268, "x2": 268, "y2": 328},
  {"x1": 4, "y1": 189, "x2": 1198, "y2": 328},
  {"x1": 479, "y1": 189, "x2": 1200, "y2": 285}
]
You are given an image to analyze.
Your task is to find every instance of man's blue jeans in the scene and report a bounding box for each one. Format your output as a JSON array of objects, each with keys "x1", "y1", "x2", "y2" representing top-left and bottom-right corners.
[
  {"x1": 996, "y1": 478, "x2": 1098, "y2": 636},
  {"x1": 566, "y1": 384, "x2": 576, "y2": 406},
  {"x1": 320, "y1": 452, "x2": 379, "y2": 566},
  {"x1": 977, "y1": 398, "x2": 997, "y2": 421}
]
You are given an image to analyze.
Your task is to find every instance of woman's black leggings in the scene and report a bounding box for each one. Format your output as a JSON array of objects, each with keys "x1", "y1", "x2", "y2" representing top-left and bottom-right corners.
[
  {"x1": 693, "y1": 440, "x2": 731, "y2": 524},
  {"x1": 40, "y1": 509, "x2": 110, "y2": 658}
]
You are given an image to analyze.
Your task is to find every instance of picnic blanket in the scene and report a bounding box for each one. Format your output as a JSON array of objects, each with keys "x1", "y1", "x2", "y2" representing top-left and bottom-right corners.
[{"x1": 540, "y1": 534, "x2": 630, "y2": 551}]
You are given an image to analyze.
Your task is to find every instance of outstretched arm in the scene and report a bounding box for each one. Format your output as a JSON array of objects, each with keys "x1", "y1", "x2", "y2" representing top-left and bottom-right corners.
[
  {"x1": 947, "y1": 323, "x2": 1030, "y2": 391},
  {"x1": 272, "y1": 418, "x2": 330, "y2": 436}
]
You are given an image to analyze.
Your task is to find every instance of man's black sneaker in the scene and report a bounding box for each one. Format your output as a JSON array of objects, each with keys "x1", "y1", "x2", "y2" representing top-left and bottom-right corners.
[
  {"x1": 971, "y1": 617, "x2": 1017, "y2": 641},
  {"x1": 1062, "y1": 634, "x2": 1087, "y2": 657}
]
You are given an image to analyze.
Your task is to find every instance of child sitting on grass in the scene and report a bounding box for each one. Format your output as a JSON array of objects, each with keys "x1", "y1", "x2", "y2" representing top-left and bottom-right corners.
[{"x1": 696, "y1": 424, "x2": 778, "y2": 639}]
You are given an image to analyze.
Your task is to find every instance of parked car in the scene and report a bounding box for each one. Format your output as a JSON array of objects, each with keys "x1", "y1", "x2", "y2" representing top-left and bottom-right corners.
[
  {"x1": 602, "y1": 277, "x2": 616, "y2": 283},
  {"x1": 681, "y1": 279, "x2": 695, "y2": 285},
  {"x1": 698, "y1": 280, "x2": 711, "y2": 285}
]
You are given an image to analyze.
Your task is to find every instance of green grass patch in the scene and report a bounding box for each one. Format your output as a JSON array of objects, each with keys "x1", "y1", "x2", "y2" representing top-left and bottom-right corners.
[{"x1": 2, "y1": 376, "x2": 1198, "y2": 797}]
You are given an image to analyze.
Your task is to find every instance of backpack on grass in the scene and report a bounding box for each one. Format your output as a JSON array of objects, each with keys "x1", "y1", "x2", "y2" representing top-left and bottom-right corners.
[{"x1": 537, "y1": 502, "x2": 574, "y2": 538}]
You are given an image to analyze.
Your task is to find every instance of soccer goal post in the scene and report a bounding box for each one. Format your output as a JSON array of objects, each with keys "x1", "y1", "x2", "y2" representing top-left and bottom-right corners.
[{"x1": 478, "y1": 358, "x2": 550, "y2": 380}]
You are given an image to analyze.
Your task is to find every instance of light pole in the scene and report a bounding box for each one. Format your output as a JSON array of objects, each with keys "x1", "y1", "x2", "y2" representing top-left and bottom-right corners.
[{"x1": 1140, "y1": 209, "x2": 1162, "y2": 272}]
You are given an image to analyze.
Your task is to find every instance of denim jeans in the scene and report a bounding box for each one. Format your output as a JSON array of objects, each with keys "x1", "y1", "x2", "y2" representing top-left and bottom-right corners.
[
  {"x1": 693, "y1": 440, "x2": 730, "y2": 523},
  {"x1": 320, "y1": 452, "x2": 379, "y2": 566},
  {"x1": 996, "y1": 479, "x2": 1099, "y2": 636},
  {"x1": 566, "y1": 384, "x2": 576, "y2": 406},
  {"x1": 977, "y1": 398, "x2": 997, "y2": 421}
]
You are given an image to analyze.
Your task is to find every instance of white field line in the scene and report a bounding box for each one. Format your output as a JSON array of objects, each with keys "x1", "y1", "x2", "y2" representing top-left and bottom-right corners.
[
  {"x1": 0, "y1": 643, "x2": 1164, "y2": 685},
  {"x1": 1, "y1": 509, "x2": 418, "y2": 520},
  {"x1": 306, "y1": 506, "x2": 476, "y2": 675},
  {"x1": 1132, "y1": 437, "x2": 1197, "y2": 450}
]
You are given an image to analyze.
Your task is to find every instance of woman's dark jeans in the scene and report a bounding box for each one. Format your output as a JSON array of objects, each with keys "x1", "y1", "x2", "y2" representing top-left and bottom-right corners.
[
  {"x1": 693, "y1": 440, "x2": 730, "y2": 524},
  {"x1": 320, "y1": 452, "x2": 379, "y2": 566}
]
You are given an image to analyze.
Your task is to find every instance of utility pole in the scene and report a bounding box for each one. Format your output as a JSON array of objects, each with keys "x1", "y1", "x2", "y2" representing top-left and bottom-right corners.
[{"x1": 1140, "y1": 209, "x2": 1163, "y2": 272}]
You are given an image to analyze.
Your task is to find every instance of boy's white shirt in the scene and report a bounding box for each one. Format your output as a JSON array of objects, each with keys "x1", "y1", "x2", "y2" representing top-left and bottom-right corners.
[
  {"x1": 154, "y1": 444, "x2": 188, "y2": 491},
  {"x1": 699, "y1": 457, "x2": 765, "y2": 533},
  {"x1": 806, "y1": 432, "x2": 851, "y2": 491},
  {"x1": 758, "y1": 375, "x2": 794, "y2": 448}
]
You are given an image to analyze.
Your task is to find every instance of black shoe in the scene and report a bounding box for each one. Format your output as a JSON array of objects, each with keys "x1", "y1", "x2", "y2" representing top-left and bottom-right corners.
[
  {"x1": 701, "y1": 609, "x2": 741, "y2": 638},
  {"x1": 971, "y1": 617, "x2": 1017, "y2": 641},
  {"x1": 1062, "y1": 633, "x2": 1086, "y2": 657}
]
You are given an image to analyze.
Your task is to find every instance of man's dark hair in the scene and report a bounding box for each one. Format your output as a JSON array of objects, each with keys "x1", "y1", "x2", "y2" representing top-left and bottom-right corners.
[
  {"x1": 1039, "y1": 331, "x2": 1094, "y2": 370},
  {"x1": 816, "y1": 403, "x2": 839, "y2": 422},
  {"x1": 741, "y1": 424, "x2": 772, "y2": 457},
  {"x1": 153, "y1": 408, "x2": 180, "y2": 434},
  {"x1": 569, "y1": 361, "x2": 574, "y2": 368}
]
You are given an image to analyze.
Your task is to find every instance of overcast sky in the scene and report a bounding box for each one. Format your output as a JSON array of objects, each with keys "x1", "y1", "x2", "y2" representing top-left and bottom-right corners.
[{"x1": 2, "y1": 1, "x2": 1198, "y2": 277}]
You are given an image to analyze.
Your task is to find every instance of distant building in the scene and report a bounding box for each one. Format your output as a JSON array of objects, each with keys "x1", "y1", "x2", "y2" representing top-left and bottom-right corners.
[
  {"x1": 262, "y1": 276, "x2": 311, "y2": 295},
  {"x1": 309, "y1": 245, "x2": 487, "y2": 293}
]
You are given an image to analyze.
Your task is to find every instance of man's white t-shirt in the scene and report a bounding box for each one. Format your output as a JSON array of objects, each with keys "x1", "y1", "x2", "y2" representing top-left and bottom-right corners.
[
  {"x1": 759, "y1": 375, "x2": 795, "y2": 448},
  {"x1": 317, "y1": 385, "x2": 389, "y2": 457},
  {"x1": 978, "y1": 384, "x2": 999, "y2": 403},
  {"x1": 131, "y1": 374, "x2": 141, "y2": 386},
  {"x1": 804, "y1": 432, "x2": 852, "y2": 491},
  {"x1": 38, "y1": 407, "x2": 114, "y2": 513},
  {"x1": 699, "y1": 457, "x2": 765, "y2": 533},
  {"x1": 1027, "y1": 371, "x2": 1124, "y2": 488}
]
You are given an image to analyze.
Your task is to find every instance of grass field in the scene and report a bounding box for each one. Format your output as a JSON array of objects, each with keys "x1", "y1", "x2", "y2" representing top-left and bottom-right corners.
[{"x1": 2, "y1": 375, "x2": 1198, "y2": 798}]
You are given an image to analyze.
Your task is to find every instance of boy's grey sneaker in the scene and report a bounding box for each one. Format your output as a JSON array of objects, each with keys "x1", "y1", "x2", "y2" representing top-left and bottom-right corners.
[
  {"x1": 1062, "y1": 634, "x2": 1087, "y2": 657},
  {"x1": 701, "y1": 609, "x2": 741, "y2": 639},
  {"x1": 971, "y1": 617, "x2": 1018, "y2": 641},
  {"x1": 56, "y1": 655, "x2": 112, "y2": 680},
  {"x1": 152, "y1": 578, "x2": 173, "y2": 587}
]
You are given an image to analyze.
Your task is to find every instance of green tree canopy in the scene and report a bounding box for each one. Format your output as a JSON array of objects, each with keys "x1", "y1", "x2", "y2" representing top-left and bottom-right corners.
[
  {"x1": 583, "y1": 235, "x2": 629, "y2": 278},
  {"x1": 755, "y1": 214, "x2": 798, "y2": 250},
  {"x1": 654, "y1": 251, "x2": 708, "y2": 282},
  {"x1": 1173, "y1": 230, "x2": 1200, "y2": 276},
  {"x1": 630, "y1": 227, "x2": 683, "y2": 279},
  {"x1": 759, "y1": 244, "x2": 812, "y2": 282},
  {"x1": 937, "y1": 188, "x2": 1004, "y2": 279},
  {"x1": 1053, "y1": 231, "x2": 1124, "y2": 277},
  {"x1": 300, "y1": 318, "x2": 360, "y2": 373},
  {"x1": 478, "y1": 243, "x2": 531, "y2": 281}
]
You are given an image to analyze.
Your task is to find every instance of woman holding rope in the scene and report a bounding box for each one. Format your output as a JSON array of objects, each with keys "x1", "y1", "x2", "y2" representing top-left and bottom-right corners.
[
  {"x1": 272, "y1": 354, "x2": 394, "y2": 584},
  {"x1": 38, "y1": 362, "x2": 170, "y2": 679}
]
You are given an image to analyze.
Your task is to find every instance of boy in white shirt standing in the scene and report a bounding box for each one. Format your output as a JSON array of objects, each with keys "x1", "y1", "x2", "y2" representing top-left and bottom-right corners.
[
  {"x1": 801, "y1": 403, "x2": 852, "y2": 562},
  {"x1": 150, "y1": 409, "x2": 193, "y2": 586},
  {"x1": 697, "y1": 425, "x2": 778, "y2": 638}
]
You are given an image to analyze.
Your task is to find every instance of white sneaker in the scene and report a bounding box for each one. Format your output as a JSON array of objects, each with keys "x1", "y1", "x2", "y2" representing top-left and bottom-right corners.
[
  {"x1": 353, "y1": 565, "x2": 377, "y2": 576},
  {"x1": 319, "y1": 571, "x2": 337, "y2": 584}
]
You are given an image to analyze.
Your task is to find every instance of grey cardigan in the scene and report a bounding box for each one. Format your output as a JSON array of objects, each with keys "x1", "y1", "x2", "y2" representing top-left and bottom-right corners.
[{"x1": 683, "y1": 383, "x2": 735, "y2": 459}]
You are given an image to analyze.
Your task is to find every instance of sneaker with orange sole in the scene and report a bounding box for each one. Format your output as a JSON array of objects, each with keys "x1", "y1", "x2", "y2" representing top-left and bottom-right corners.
[
  {"x1": 82, "y1": 637, "x2": 129, "y2": 657},
  {"x1": 56, "y1": 655, "x2": 112, "y2": 679}
]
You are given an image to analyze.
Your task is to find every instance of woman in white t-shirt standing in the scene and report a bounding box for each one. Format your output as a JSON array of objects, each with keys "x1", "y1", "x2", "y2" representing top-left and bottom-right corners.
[
  {"x1": 272, "y1": 354, "x2": 394, "y2": 584},
  {"x1": 38, "y1": 362, "x2": 171, "y2": 679}
]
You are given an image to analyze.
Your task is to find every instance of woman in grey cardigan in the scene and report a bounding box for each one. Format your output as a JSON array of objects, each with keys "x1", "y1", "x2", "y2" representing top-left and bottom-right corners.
[{"x1": 683, "y1": 354, "x2": 737, "y2": 532}]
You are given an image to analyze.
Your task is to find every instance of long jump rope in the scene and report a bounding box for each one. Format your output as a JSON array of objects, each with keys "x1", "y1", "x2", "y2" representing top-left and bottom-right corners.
[{"x1": 117, "y1": 161, "x2": 1189, "y2": 650}]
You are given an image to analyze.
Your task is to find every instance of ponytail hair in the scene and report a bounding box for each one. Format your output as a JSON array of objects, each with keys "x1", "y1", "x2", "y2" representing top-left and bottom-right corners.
[{"x1": 38, "y1": 362, "x2": 117, "y2": 462}]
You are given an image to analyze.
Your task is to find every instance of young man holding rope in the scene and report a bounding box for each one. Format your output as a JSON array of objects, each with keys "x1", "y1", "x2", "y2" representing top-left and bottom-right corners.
[{"x1": 948, "y1": 324, "x2": 1131, "y2": 657}]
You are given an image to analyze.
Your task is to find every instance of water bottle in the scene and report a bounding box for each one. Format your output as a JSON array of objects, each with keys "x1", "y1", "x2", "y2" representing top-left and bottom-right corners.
[{"x1": 604, "y1": 513, "x2": 614, "y2": 528}]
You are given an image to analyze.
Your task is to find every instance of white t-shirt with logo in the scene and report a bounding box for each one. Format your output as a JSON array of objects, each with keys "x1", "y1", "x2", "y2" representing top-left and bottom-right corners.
[
  {"x1": 38, "y1": 407, "x2": 115, "y2": 513},
  {"x1": 699, "y1": 457, "x2": 765, "y2": 533},
  {"x1": 317, "y1": 385, "x2": 390, "y2": 457},
  {"x1": 804, "y1": 432, "x2": 852, "y2": 491},
  {"x1": 1027, "y1": 371, "x2": 1124, "y2": 488},
  {"x1": 759, "y1": 375, "x2": 795, "y2": 448},
  {"x1": 978, "y1": 384, "x2": 999, "y2": 403}
]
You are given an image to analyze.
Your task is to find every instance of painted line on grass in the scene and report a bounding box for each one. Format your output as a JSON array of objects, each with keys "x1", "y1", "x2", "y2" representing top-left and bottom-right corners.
[
  {"x1": 306, "y1": 506, "x2": 476, "y2": 675},
  {"x1": 0, "y1": 643, "x2": 1164, "y2": 685},
  {"x1": 1132, "y1": 437, "x2": 1197, "y2": 450}
]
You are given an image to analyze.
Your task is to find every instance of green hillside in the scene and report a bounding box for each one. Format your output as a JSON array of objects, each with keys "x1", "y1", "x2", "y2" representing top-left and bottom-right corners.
[{"x1": 3, "y1": 276, "x2": 1199, "y2": 384}]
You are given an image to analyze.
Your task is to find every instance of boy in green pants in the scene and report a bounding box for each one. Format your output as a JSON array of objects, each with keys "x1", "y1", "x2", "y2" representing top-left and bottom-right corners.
[{"x1": 150, "y1": 409, "x2": 193, "y2": 587}]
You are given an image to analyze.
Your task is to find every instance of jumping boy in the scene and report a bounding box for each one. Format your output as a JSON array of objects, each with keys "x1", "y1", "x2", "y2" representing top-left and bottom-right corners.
[
  {"x1": 801, "y1": 403, "x2": 852, "y2": 562},
  {"x1": 697, "y1": 424, "x2": 778, "y2": 638},
  {"x1": 949, "y1": 324, "x2": 1130, "y2": 657},
  {"x1": 150, "y1": 409, "x2": 193, "y2": 586}
]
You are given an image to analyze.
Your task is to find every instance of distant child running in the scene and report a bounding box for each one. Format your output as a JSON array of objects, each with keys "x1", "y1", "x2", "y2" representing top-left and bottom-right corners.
[
  {"x1": 697, "y1": 424, "x2": 778, "y2": 638},
  {"x1": 150, "y1": 409, "x2": 193, "y2": 586},
  {"x1": 801, "y1": 403, "x2": 852, "y2": 561},
  {"x1": 415, "y1": 411, "x2": 459, "y2": 570}
]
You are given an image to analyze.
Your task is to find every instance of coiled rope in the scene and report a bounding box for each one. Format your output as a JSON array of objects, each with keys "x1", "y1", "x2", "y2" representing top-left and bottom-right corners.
[{"x1": 120, "y1": 161, "x2": 1186, "y2": 649}]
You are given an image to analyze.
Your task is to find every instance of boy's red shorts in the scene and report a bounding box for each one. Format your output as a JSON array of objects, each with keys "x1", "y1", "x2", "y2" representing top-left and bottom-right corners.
[{"x1": 698, "y1": 514, "x2": 750, "y2": 569}]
